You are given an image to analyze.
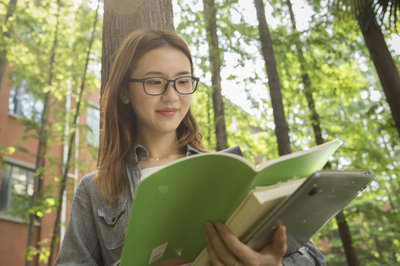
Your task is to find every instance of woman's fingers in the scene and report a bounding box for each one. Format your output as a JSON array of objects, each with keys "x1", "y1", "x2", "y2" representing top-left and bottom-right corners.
[
  {"x1": 260, "y1": 225, "x2": 287, "y2": 258},
  {"x1": 154, "y1": 257, "x2": 191, "y2": 266},
  {"x1": 274, "y1": 225, "x2": 287, "y2": 255},
  {"x1": 206, "y1": 234, "x2": 224, "y2": 266},
  {"x1": 215, "y1": 222, "x2": 257, "y2": 263},
  {"x1": 206, "y1": 222, "x2": 238, "y2": 265},
  {"x1": 208, "y1": 222, "x2": 288, "y2": 266}
]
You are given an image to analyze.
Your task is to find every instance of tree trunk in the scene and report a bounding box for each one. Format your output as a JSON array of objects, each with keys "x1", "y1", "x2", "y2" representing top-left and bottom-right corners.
[
  {"x1": 286, "y1": 1, "x2": 360, "y2": 264},
  {"x1": 254, "y1": 0, "x2": 291, "y2": 156},
  {"x1": 47, "y1": 2, "x2": 100, "y2": 265},
  {"x1": 100, "y1": 0, "x2": 174, "y2": 160},
  {"x1": 286, "y1": 0, "x2": 323, "y2": 146},
  {"x1": 335, "y1": 209, "x2": 360, "y2": 265},
  {"x1": 101, "y1": 0, "x2": 174, "y2": 95},
  {"x1": 202, "y1": 0, "x2": 228, "y2": 151},
  {"x1": 357, "y1": 5, "x2": 400, "y2": 139},
  {"x1": 207, "y1": 88, "x2": 212, "y2": 146},
  {"x1": 26, "y1": 0, "x2": 62, "y2": 265},
  {"x1": 373, "y1": 236, "x2": 383, "y2": 261},
  {"x1": 336, "y1": 211, "x2": 360, "y2": 266},
  {"x1": 0, "y1": 0, "x2": 18, "y2": 86}
]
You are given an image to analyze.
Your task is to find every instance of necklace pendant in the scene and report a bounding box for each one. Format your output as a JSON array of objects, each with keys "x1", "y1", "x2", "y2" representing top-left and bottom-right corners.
[{"x1": 156, "y1": 158, "x2": 159, "y2": 161}]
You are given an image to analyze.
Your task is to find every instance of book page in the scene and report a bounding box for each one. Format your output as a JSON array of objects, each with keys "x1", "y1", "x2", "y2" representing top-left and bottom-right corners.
[{"x1": 251, "y1": 139, "x2": 341, "y2": 188}]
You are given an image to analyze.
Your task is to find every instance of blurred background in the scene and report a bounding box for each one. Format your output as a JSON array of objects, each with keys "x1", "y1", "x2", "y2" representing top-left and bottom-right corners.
[{"x1": 0, "y1": 0, "x2": 399, "y2": 265}]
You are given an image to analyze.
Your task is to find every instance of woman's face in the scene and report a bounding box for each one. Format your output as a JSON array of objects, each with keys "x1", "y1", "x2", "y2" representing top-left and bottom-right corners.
[{"x1": 122, "y1": 46, "x2": 193, "y2": 138}]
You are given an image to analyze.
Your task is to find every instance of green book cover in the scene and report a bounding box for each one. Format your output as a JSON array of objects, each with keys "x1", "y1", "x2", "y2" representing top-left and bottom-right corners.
[{"x1": 120, "y1": 139, "x2": 341, "y2": 265}]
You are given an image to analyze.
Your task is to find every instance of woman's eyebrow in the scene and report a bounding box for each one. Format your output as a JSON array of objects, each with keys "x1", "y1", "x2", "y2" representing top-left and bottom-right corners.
[
  {"x1": 175, "y1": 71, "x2": 191, "y2": 76},
  {"x1": 144, "y1": 71, "x2": 163, "y2": 76},
  {"x1": 144, "y1": 71, "x2": 191, "y2": 76}
]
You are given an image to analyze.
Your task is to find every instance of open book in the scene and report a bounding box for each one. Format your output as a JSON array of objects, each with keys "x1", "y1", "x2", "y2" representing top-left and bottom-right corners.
[
  {"x1": 120, "y1": 139, "x2": 342, "y2": 265},
  {"x1": 192, "y1": 169, "x2": 375, "y2": 265}
]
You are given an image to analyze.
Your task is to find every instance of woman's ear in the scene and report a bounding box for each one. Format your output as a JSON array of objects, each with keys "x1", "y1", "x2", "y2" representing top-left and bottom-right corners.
[{"x1": 120, "y1": 89, "x2": 130, "y2": 104}]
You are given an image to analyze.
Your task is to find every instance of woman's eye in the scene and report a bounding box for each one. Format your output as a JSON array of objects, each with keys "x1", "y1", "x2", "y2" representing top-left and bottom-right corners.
[
  {"x1": 146, "y1": 79, "x2": 162, "y2": 85},
  {"x1": 178, "y1": 79, "x2": 190, "y2": 85}
]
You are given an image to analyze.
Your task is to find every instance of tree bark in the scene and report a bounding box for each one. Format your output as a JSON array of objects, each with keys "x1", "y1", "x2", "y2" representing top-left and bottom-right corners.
[
  {"x1": 26, "y1": 0, "x2": 62, "y2": 265},
  {"x1": 286, "y1": 0, "x2": 323, "y2": 146},
  {"x1": 287, "y1": 2, "x2": 360, "y2": 264},
  {"x1": 100, "y1": 0, "x2": 174, "y2": 159},
  {"x1": 254, "y1": 0, "x2": 291, "y2": 156},
  {"x1": 357, "y1": 5, "x2": 400, "y2": 139},
  {"x1": 101, "y1": 0, "x2": 174, "y2": 95},
  {"x1": 47, "y1": 1, "x2": 100, "y2": 265},
  {"x1": 0, "y1": 0, "x2": 18, "y2": 87},
  {"x1": 207, "y1": 88, "x2": 212, "y2": 146},
  {"x1": 202, "y1": 0, "x2": 228, "y2": 151},
  {"x1": 336, "y1": 211, "x2": 360, "y2": 266},
  {"x1": 335, "y1": 208, "x2": 360, "y2": 265}
]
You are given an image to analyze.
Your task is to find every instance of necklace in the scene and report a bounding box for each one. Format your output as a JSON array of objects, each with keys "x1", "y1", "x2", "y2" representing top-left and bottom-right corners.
[{"x1": 142, "y1": 153, "x2": 184, "y2": 162}]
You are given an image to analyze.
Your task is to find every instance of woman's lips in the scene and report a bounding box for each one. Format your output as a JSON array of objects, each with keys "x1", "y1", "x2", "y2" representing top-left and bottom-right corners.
[{"x1": 157, "y1": 108, "x2": 178, "y2": 117}]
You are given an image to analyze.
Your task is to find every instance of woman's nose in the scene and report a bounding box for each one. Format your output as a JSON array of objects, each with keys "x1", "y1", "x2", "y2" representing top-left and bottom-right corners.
[{"x1": 161, "y1": 81, "x2": 179, "y2": 101}]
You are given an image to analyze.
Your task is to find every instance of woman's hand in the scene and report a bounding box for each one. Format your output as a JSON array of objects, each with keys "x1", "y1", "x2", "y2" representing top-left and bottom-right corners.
[
  {"x1": 154, "y1": 257, "x2": 191, "y2": 266},
  {"x1": 205, "y1": 222, "x2": 287, "y2": 266}
]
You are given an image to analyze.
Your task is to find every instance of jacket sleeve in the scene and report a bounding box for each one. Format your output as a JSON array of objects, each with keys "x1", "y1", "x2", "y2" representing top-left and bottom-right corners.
[
  {"x1": 282, "y1": 241, "x2": 326, "y2": 265},
  {"x1": 220, "y1": 145, "x2": 243, "y2": 157},
  {"x1": 55, "y1": 177, "x2": 103, "y2": 266}
]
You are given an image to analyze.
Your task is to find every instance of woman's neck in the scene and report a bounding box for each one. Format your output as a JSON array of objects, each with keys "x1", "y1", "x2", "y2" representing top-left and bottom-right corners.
[{"x1": 134, "y1": 131, "x2": 185, "y2": 168}]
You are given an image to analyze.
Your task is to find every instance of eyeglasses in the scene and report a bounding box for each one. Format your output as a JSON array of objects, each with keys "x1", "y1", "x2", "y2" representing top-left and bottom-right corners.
[{"x1": 128, "y1": 76, "x2": 200, "y2": 96}]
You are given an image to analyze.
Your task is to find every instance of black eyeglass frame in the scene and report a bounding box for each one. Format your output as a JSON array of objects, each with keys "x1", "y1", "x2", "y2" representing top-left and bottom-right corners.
[{"x1": 128, "y1": 76, "x2": 200, "y2": 96}]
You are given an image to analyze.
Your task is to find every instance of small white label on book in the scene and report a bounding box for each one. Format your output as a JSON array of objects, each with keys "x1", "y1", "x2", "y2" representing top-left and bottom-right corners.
[{"x1": 148, "y1": 242, "x2": 168, "y2": 264}]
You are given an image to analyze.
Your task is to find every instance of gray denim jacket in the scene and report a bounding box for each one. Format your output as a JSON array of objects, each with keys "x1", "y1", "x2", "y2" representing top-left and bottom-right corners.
[{"x1": 55, "y1": 145, "x2": 326, "y2": 266}]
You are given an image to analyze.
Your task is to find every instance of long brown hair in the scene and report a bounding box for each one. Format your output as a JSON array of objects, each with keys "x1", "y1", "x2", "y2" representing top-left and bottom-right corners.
[{"x1": 97, "y1": 29, "x2": 204, "y2": 204}]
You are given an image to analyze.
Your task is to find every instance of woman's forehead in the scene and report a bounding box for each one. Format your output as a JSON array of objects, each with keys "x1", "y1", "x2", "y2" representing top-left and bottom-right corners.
[{"x1": 131, "y1": 47, "x2": 191, "y2": 76}]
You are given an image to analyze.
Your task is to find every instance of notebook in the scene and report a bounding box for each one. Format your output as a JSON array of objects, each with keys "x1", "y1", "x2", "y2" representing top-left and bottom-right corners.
[{"x1": 244, "y1": 170, "x2": 375, "y2": 254}]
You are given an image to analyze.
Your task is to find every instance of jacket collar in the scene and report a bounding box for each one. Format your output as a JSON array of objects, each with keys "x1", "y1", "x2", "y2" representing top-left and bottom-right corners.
[
  {"x1": 132, "y1": 143, "x2": 201, "y2": 162},
  {"x1": 124, "y1": 143, "x2": 202, "y2": 200}
]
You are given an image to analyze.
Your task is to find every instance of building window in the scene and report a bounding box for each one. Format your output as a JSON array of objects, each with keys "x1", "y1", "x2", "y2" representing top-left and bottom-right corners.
[
  {"x1": 8, "y1": 80, "x2": 43, "y2": 122},
  {"x1": 86, "y1": 106, "x2": 100, "y2": 147},
  {"x1": 0, "y1": 162, "x2": 35, "y2": 221}
]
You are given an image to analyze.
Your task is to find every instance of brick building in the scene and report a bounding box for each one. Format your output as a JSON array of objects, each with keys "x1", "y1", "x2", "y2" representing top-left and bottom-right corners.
[{"x1": 0, "y1": 67, "x2": 100, "y2": 265}]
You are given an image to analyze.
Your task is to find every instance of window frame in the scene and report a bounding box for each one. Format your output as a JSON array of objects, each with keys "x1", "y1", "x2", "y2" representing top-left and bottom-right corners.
[
  {"x1": 8, "y1": 79, "x2": 44, "y2": 122},
  {"x1": 85, "y1": 104, "x2": 100, "y2": 147},
  {"x1": 0, "y1": 157, "x2": 35, "y2": 222}
]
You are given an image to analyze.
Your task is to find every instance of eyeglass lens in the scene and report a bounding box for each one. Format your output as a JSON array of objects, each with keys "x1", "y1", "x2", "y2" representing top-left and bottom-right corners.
[{"x1": 144, "y1": 77, "x2": 196, "y2": 95}]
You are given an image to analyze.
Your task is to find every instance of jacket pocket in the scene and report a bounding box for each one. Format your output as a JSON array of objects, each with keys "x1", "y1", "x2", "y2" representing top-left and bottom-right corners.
[{"x1": 97, "y1": 200, "x2": 127, "y2": 250}]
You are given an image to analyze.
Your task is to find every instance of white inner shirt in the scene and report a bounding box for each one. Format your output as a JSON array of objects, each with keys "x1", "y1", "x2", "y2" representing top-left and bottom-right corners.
[{"x1": 140, "y1": 165, "x2": 165, "y2": 181}]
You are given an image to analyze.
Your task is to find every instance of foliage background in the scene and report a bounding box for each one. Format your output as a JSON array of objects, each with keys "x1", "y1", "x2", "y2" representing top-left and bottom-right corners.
[{"x1": 0, "y1": 0, "x2": 399, "y2": 264}]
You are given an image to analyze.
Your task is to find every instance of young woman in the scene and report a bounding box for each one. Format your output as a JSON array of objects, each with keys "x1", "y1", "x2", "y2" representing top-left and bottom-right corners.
[{"x1": 55, "y1": 29, "x2": 325, "y2": 266}]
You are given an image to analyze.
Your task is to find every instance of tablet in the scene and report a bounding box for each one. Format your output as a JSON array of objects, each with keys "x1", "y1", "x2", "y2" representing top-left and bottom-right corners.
[{"x1": 244, "y1": 170, "x2": 375, "y2": 254}]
